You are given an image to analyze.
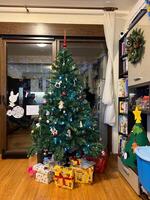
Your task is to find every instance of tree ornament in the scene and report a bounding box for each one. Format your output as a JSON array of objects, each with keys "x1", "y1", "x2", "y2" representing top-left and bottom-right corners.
[
  {"x1": 61, "y1": 91, "x2": 67, "y2": 96},
  {"x1": 46, "y1": 110, "x2": 50, "y2": 116},
  {"x1": 126, "y1": 28, "x2": 145, "y2": 64},
  {"x1": 36, "y1": 123, "x2": 40, "y2": 128},
  {"x1": 63, "y1": 110, "x2": 66, "y2": 114},
  {"x1": 60, "y1": 121, "x2": 65, "y2": 125},
  {"x1": 58, "y1": 100, "x2": 64, "y2": 110},
  {"x1": 50, "y1": 127, "x2": 58, "y2": 136},
  {"x1": 55, "y1": 80, "x2": 62, "y2": 88},
  {"x1": 80, "y1": 121, "x2": 83, "y2": 128},
  {"x1": 39, "y1": 117, "x2": 42, "y2": 121},
  {"x1": 66, "y1": 129, "x2": 71, "y2": 137},
  {"x1": 70, "y1": 117, "x2": 73, "y2": 122},
  {"x1": 31, "y1": 130, "x2": 34, "y2": 134},
  {"x1": 72, "y1": 64, "x2": 76, "y2": 70},
  {"x1": 73, "y1": 78, "x2": 77, "y2": 86},
  {"x1": 46, "y1": 120, "x2": 50, "y2": 123}
]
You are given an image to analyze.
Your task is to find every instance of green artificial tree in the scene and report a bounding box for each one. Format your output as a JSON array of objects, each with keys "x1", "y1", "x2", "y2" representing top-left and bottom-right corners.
[
  {"x1": 29, "y1": 39, "x2": 103, "y2": 163},
  {"x1": 121, "y1": 106, "x2": 149, "y2": 169}
]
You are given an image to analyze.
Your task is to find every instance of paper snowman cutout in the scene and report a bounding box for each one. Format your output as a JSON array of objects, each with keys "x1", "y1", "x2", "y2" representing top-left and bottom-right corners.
[
  {"x1": 7, "y1": 106, "x2": 24, "y2": 118},
  {"x1": 9, "y1": 91, "x2": 19, "y2": 107}
]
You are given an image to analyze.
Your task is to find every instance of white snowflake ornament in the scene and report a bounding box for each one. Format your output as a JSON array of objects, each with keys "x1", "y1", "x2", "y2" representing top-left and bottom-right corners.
[{"x1": 55, "y1": 80, "x2": 62, "y2": 88}]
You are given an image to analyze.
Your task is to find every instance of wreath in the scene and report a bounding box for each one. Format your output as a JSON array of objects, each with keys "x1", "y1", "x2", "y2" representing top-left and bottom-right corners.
[{"x1": 126, "y1": 28, "x2": 145, "y2": 64}]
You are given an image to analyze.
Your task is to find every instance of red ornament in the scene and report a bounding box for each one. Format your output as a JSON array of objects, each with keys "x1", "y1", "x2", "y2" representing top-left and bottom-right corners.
[{"x1": 61, "y1": 91, "x2": 67, "y2": 96}]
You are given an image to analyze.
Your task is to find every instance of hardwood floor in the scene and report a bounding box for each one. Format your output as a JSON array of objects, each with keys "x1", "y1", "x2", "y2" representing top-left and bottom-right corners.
[{"x1": 0, "y1": 155, "x2": 141, "y2": 200}]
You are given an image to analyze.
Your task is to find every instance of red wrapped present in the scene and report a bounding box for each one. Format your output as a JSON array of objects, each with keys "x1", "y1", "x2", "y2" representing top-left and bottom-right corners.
[{"x1": 86, "y1": 151, "x2": 108, "y2": 173}]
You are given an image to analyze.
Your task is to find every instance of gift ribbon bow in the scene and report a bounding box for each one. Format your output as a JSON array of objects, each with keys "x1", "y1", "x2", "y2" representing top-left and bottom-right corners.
[{"x1": 55, "y1": 173, "x2": 74, "y2": 186}]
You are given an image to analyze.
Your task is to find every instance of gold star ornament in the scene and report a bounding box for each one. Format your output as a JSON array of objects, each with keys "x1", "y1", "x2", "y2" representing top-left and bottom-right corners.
[{"x1": 133, "y1": 106, "x2": 141, "y2": 123}]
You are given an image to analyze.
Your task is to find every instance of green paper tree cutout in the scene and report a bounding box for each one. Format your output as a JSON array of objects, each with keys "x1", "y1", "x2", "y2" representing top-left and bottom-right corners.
[{"x1": 29, "y1": 47, "x2": 103, "y2": 162}]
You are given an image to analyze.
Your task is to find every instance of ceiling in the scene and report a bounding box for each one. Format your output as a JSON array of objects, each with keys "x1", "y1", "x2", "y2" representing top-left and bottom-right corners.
[{"x1": 0, "y1": 0, "x2": 139, "y2": 11}]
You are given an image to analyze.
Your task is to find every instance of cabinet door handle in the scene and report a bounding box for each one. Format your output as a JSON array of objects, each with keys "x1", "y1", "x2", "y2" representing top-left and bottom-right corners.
[{"x1": 134, "y1": 77, "x2": 142, "y2": 81}]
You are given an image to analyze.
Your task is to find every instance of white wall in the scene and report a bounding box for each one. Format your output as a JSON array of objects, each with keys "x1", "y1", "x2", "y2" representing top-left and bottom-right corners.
[
  {"x1": 0, "y1": 12, "x2": 104, "y2": 24},
  {"x1": 112, "y1": 17, "x2": 127, "y2": 153}
]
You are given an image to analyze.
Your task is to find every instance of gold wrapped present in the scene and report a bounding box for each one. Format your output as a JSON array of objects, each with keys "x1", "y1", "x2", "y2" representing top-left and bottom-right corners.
[
  {"x1": 54, "y1": 165, "x2": 74, "y2": 189},
  {"x1": 72, "y1": 164, "x2": 94, "y2": 184}
]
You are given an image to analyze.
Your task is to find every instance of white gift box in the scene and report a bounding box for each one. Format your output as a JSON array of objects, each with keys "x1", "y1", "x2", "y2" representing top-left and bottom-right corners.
[{"x1": 36, "y1": 171, "x2": 54, "y2": 184}]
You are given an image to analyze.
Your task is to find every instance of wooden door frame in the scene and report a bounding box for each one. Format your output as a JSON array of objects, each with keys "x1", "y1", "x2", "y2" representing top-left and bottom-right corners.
[
  {"x1": 1, "y1": 38, "x2": 57, "y2": 158},
  {"x1": 0, "y1": 39, "x2": 6, "y2": 155}
]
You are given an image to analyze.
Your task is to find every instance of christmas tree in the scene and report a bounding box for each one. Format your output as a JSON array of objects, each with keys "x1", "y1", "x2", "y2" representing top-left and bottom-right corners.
[
  {"x1": 121, "y1": 106, "x2": 149, "y2": 169},
  {"x1": 29, "y1": 38, "x2": 103, "y2": 163}
]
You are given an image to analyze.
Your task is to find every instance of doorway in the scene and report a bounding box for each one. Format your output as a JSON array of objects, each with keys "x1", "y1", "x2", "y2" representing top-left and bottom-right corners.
[
  {"x1": 1, "y1": 37, "x2": 108, "y2": 158},
  {"x1": 2, "y1": 40, "x2": 56, "y2": 158}
]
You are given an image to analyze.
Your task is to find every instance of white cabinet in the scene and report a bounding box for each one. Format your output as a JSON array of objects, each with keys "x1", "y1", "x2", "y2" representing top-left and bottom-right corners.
[{"x1": 128, "y1": 18, "x2": 150, "y2": 86}]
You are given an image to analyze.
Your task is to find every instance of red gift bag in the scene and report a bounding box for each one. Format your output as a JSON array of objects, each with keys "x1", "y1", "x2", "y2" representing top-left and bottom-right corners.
[{"x1": 86, "y1": 151, "x2": 108, "y2": 173}]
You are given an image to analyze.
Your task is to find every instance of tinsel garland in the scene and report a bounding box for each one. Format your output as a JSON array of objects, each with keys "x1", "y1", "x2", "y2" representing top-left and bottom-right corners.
[{"x1": 126, "y1": 28, "x2": 145, "y2": 64}]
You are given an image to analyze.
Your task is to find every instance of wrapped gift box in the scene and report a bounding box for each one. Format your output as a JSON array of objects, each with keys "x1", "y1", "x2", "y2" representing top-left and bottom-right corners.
[
  {"x1": 36, "y1": 170, "x2": 54, "y2": 184},
  {"x1": 72, "y1": 165, "x2": 94, "y2": 184},
  {"x1": 43, "y1": 157, "x2": 56, "y2": 172},
  {"x1": 33, "y1": 163, "x2": 44, "y2": 172},
  {"x1": 54, "y1": 165, "x2": 74, "y2": 189},
  {"x1": 33, "y1": 163, "x2": 54, "y2": 184},
  {"x1": 71, "y1": 159, "x2": 95, "y2": 184}
]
